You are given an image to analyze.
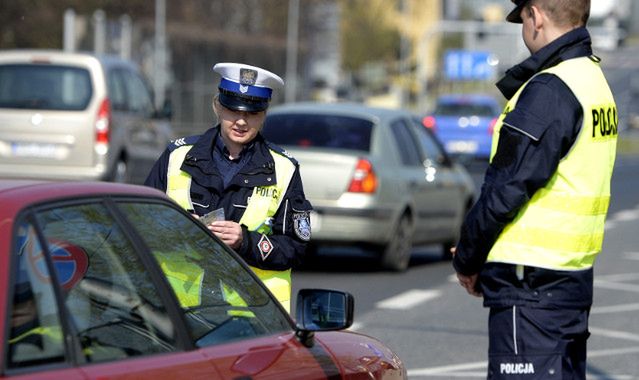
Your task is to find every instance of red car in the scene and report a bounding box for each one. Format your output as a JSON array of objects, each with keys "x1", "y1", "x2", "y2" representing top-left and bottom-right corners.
[{"x1": 0, "y1": 180, "x2": 405, "y2": 379}]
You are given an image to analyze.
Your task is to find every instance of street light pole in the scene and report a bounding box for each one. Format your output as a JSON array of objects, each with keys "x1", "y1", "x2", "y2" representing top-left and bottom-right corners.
[
  {"x1": 285, "y1": 0, "x2": 300, "y2": 103},
  {"x1": 154, "y1": 0, "x2": 167, "y2": 110}
]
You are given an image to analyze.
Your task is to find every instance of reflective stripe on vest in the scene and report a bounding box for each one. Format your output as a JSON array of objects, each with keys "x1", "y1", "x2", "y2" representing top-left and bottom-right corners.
[
  {"x1": 166, "y1": 146, "x2": 296, "y2": 312},
  {"x1": 167, "y1": 146, "x2": 194, "y2": 210},
  {"x1": 487, "y1": 57, "x2": 617, "y2": 271},
  {"x1": 9, "y1": 326, "x2": 62, "y2": 345},
  {"x1": 155, "y1": 251, "x2": 204, "y2": 307}
]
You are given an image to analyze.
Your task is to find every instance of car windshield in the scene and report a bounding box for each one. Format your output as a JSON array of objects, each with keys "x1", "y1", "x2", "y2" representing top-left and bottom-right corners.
[
  {"x1": 0, "y1": 64, "x2": 92, "y2": 110},
  {"x1": 434, "y1": 102, "x2": 497, "y2": 117},
  {"x1": 263, "y1": 113, "x2": 373, "y2": 151}
]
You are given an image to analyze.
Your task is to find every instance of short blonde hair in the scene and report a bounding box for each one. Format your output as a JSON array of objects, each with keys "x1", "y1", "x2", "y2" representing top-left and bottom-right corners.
[{"x1": 529, "y1": 0, "x2": 590, "y2": 27}]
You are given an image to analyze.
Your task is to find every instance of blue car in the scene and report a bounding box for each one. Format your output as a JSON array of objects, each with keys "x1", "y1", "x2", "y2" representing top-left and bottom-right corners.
[{"x1": 422, "y1": 94, "x2": 502, "y2": 160}]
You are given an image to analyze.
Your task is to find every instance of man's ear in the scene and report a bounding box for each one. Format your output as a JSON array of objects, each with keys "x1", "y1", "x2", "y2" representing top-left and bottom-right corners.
[{"x1": 530, "y1": 4, "x2": 545, "y2": 30}]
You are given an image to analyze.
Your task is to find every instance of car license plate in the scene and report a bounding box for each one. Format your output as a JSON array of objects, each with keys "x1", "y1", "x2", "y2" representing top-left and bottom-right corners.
[
  {"x1": 11, "y1": 142, "x2": 64, "y2": 159},
  {"x1": 446, "y1": 140, "x2": 478, "y2": 153},
  {"x1": 309, "y1": 211, "x2": 322, "y2": 233}
]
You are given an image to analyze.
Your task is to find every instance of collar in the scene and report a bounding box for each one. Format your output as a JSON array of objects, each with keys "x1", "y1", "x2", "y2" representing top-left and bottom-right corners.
[
  {"x1": 496, "y1": 27, "x2": 593, "y2": 100},
  {"x1": 184, "y1": 125, "x2": 273, "y2": 170},
  {"x1": 213, "y1": 129, "x2": 255, "y2": 161}
]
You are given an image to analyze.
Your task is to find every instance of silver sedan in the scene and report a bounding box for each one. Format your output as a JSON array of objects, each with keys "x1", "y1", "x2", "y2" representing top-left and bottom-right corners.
[{"x1": 262, "y1": 102, "x2": 476, "y2": 271}]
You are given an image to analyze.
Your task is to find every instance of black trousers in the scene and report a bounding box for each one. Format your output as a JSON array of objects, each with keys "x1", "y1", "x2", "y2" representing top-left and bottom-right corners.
[{"x1": 487, "y1": 306, "x2": 590, "y2": 379}]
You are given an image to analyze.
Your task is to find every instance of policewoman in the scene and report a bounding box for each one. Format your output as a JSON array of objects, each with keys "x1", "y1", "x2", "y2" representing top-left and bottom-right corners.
[
  {"x1": 145, "y1": 63, "x2": 312, "y2": 313},
  {"x1": 452, "y1": 0, "x2": 617, "y2": 378}
]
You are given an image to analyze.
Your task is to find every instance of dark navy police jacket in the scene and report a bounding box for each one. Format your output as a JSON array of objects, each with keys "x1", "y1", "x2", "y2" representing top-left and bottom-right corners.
[
  {"x1": 453, "y1": 28, "x2": 600, "y2": 309},
  {"x1": 145, "y1": 126, "x2": 312, "y2": 271}
]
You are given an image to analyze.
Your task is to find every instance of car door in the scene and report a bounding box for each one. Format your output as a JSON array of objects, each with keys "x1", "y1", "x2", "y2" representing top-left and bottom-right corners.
[
  {"x1": 4, "y1": 201, "x2": 219, "y2": 379},
  {"x1": 388, "y1": 117, "x2": 441, "y2": 240},
  {"x1": 114, "y1": 201, "x2": 333, "y2": 379},
  {"x1": 410, "y1": 117, "x2": 467, "y2": 238}
]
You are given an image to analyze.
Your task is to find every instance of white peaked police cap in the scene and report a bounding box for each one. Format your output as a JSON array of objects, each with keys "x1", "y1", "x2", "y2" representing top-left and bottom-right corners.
[{"x1": 213, "y1": 62, "x2": 284, "y2": 112}]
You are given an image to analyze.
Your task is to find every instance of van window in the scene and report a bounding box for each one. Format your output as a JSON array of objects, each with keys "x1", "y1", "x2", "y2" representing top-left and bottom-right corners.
[
  {"x1": 107, "y1": 69, "x2": 128, "y2": 111},
  {"x1": 0, "y1": 64, "x2": 92, "y2": 110},
  {"x1": 123, "y1": 70, "x2": 155, "y2": 116},
  {"x1": 263, "y1": 113, "x2": 372, "y2": 151}
]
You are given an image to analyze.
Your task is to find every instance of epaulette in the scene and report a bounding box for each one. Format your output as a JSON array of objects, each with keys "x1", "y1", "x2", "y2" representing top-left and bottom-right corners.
[
  {"x1": 265, "y1": 140, "x2": 299, "y2": 166},
  {"x1": 167, "y1": 135, "x2": 200, "y2": 152}
]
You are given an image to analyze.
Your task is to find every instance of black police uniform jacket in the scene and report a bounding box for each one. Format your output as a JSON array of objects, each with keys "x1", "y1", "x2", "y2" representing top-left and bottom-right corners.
[
  {"x1": 145, "y1": 125, "x2": 312, "y2": 271},
  {"x1": 453, "y1": 27, "x2": 601, "y2": 309}
]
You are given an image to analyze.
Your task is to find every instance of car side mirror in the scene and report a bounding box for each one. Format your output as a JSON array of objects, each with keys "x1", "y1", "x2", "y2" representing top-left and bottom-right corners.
[{"x1": 294, "y1": 289, "x2": 354, "y2": 347}]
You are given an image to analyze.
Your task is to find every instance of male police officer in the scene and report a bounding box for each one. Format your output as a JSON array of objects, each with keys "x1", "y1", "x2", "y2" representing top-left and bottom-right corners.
[
  {"x1": 145, "y1": 63, "x2": 312, "y2": 313},
  {"x1": 452, "y1": 0, "x2": 617, "y2": 378}
]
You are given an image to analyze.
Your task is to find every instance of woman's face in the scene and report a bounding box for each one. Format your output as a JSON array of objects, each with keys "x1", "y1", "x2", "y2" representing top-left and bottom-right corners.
[{"x1": 216, "y1": 101, "x2": 267, "y2": 152}]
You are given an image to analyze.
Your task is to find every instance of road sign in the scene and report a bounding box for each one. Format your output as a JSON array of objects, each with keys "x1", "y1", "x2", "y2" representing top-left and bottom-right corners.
[{"x1": 444, "y1": 49, "x2": 495, "y2": 81}]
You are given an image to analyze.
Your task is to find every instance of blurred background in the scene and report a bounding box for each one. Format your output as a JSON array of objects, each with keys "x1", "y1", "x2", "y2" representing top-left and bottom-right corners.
[{"x1": 2, "y1": 0, "x2": 637, "y2": 137}]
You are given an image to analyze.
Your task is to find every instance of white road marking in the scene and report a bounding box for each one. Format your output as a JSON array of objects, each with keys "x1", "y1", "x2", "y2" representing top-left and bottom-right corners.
[
  {"x1": 609, "y1": 209, "x2": 639, "y2": 222},
  {"x1": 594, "y1": 279, "x2": 639, "y2": 293},
  {"x1": 408, "y1": 361, "x2": 486, "y2": 376},
  {"x1": 588, "y1": 345, "x2": 639, "y2": 358},
  {"x1": 376, "y1": 289, "x2": 441, "y2": 310},
  {"x1": 596, "y1": 273, "x2": 639, "y2": 282},
  {"x1": 624, "y1": 251, "x2": 639, "y2": 260},
  {"x1": 591, "y1": 302, "x2": 639, "y2": 314},
  {"x1": 605, "y1": 204, "x2": 639, "y2": 229},
  {"x1": 409, "y1": 371, "x2": 486, "y2": 378},
  {"x1": 589, "y1": 327, "x2": 639, "y2": 343}
]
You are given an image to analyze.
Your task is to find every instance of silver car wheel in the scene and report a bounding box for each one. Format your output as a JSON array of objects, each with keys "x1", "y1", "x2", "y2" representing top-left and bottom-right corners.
[{"x1": 380, "y1": 215, "x2": 413, "y2": 272}]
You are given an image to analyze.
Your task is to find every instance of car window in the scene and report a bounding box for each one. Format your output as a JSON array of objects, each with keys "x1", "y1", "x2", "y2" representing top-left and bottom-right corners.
[
  {"x1": 123, "y1": 70, "x2": 155, "y2": 116},
  {"x1": 411, "y1": 117, "x2": 450, "y2": 165},
  {"x1": 434, "y1": 102, "x2": 497, "y2": 116},
  {"x1": 7, "y1": 222, "x2": 66, "y2": 369},
  {"x1": 107, "y1": 69, "x2": 128, "y2": 111},
  {"x1": 0, "y1": 64, "x2": 92, "y2": 110},
  {"x1": 116, "y1": 202, "x2": 291, "y2": 347},
  {"x1": 34, "y1": 202, "x2": 178, "y2": 363},
  {"x1": 389, "y1": 118, "x2": 423, "y2": 166},
  {"x1": 263, "y1": 113, "x2": 372, "y2": 151}
]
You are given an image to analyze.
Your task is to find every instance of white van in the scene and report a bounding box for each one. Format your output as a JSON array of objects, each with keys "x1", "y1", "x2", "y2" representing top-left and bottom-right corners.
[{"x1": 0, "y1": 50, "x2": 173, "y2": 183}]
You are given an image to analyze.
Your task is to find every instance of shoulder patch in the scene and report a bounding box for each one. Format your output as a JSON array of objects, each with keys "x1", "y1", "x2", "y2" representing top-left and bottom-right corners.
[
  {"x1": 168, "y1": 135, "x2": 200, "y2": 152},
  {"x1": 293, "y1": 211, "x2": 311, "y2": 241},
  {"x1": 265, "y1": 140, "x2": 299, "y2": 166}
]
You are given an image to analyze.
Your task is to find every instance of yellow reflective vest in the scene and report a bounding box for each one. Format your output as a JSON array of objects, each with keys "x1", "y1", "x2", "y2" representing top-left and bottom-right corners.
[
  {"x1": 166, "y1": 144, "x2": 296, "y2": 312},
  {"x1": 487, "y1": 56, "x2": 617, "y2": 271}
]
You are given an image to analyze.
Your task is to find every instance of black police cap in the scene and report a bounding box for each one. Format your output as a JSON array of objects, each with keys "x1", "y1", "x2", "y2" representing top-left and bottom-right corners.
[{"x1": 506, "y1": 0, "x2": 530, "y2": 23}]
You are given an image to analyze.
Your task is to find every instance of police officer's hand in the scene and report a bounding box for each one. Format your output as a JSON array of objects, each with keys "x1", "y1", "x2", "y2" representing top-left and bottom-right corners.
[
  {"x1": 451, "y1": 246, "x2": 482, "y2": 297},
  {"x1": 209, "y1": 221, "x2": 243, "y2": 250},
  {"x1": 456, "y1": 273, "x2": 482, "y2": 297}
]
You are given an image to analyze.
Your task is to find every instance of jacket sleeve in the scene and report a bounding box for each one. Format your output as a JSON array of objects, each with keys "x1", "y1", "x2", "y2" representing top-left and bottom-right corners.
[
  {"x1": 237, "y1": 168, "x2": 313, "y2": 270},
  {"x1": 144, "y1": 148, "x2": 171, "y2": 192},
  {"x1": 453, "y1": 75, "x2": 582, "y2": 275}
]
